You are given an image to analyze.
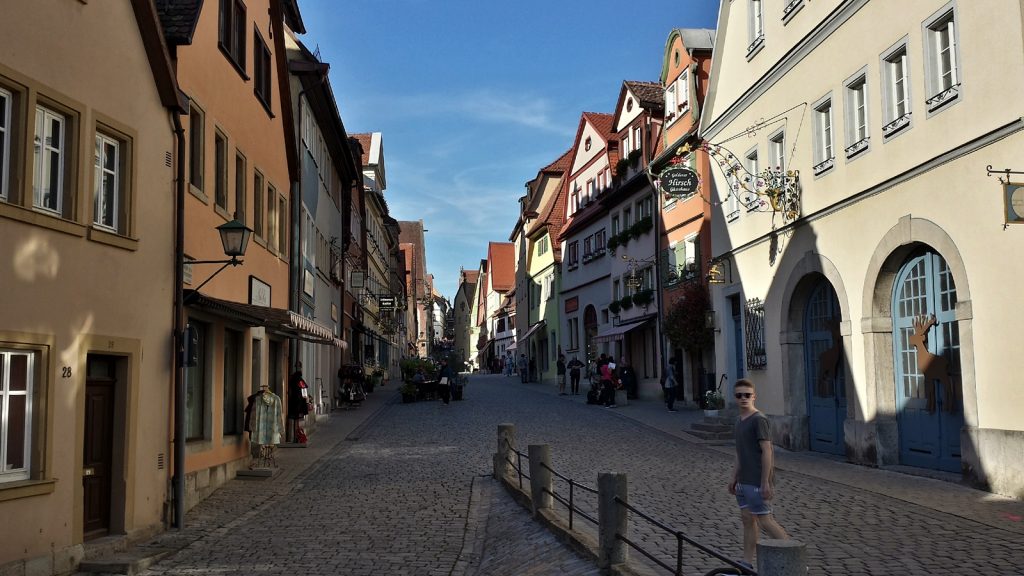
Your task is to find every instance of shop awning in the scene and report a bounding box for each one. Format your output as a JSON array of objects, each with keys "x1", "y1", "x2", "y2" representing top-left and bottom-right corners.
[
  {"x1": 506, "y1": 341, "x2": 518, "y2": 351},
  {"x1": 519, "y1": 320, "x2": 547, "y2": 342},
  {"x1": 185, "y1": 290, "x2": 346, "y2": 348},
  {"x1": 594, "y1": 315, "x2": 655, "y2": 344}
]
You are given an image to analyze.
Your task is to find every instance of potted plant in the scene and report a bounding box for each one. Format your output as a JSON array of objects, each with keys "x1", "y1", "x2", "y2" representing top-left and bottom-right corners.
[
  {"x1": 703, "y1": 388, "x2": 725, "y2": 416},
  {"x1": 607, "y1": 235, "x2": 620, "y2": 253},
  {"x1": 608, "y1": 300, "x2": 622, "y2": 314},
  {"x1": 620, "y1": 295, "x2": 634, "y2": 310},
  {"x1": 628, "y1": 149, "x2": 642, "y2": 167},
  {"x1": 400, "y1": 381, "x2": 418, "y2": 403},
  {"x1": 615, "y1": 157, "x2": 630, "y2": 176},
  {"x1": 632, "y1": 289, "x2": 654, "y2": 308}
]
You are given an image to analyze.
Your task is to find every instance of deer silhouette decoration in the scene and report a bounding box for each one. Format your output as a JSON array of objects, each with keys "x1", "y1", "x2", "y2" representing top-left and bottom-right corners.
[
  {"x1": 908, "y1": 315, "x2": 958, "y2": 413},
  {"x1": 816, "y1": 318, "x2": 842, "y2": 397}
]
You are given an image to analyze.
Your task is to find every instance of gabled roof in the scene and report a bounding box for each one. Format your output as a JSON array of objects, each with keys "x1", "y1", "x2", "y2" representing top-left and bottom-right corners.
[
  {"x1": 582, "y1": 112, "x2": 615, "y2": 141},
  {"x1": 352, "y1": 134, "x2": 373, "y2": 166},
  {"x1": 154, "y1": 0, "x2": 203, "y2": 46},
  {"x1": 678, "y1": 28, "x2": 716, "y2": 53},
  {"x1": 487, "y1": 242, "x2": 515, "y2": 293},
  {"x1": 540, "y1": 148, "x2": 573, "y2": 174},
  {"x1": 463, "y1": 269, "x2": 479, "y2": 284},
  {"x1": 527, "y1": 175, "x2": 570, "y2": 263},
  {"x1": 624, "y1": 81, "x2": 665, "y2": 109}
]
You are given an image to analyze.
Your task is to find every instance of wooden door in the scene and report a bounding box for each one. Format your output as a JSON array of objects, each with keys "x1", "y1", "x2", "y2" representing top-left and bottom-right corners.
[{"x1": 84, "y1": 359, "x2": 115, "y2": 539}]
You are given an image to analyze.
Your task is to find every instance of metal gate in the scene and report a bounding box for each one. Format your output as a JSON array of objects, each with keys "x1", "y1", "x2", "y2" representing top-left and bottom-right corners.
[{"x1": 892, "y1": 251, "x2": 963, "y2": 472}]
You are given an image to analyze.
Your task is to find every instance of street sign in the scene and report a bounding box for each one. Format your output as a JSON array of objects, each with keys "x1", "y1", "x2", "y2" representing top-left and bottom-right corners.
[
  {"x1": 378, "y1": 295, "x2": 397, "y2": 309},
  {"x1": 660, "y1": 166, "x2": 699, "y2": 197}
]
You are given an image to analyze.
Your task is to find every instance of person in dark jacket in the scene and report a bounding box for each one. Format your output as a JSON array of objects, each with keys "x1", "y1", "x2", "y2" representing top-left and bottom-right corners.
[
  {"x1": 437, "y1": 359, "x2": 454, "y2": 405},
  {"x1": 567, "y1": 356, "x2": 584, "y2": 395},
  {"x1": 287, "y1": 361, "x2": 309, "y2": 442},
  {"x1": 619, "y1": 357, "x2": 638, "y2": 400}
]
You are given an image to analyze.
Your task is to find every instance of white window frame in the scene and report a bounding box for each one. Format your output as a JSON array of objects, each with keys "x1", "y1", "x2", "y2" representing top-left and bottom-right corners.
[
  {"x1": 33, "y1": 105, "x2": 66, "y2": 216},
  {"x1": 633, "y1": 126, "x2": 643, "y2": 155},
  {"x1": 769, "y1": 129, "x2": 785, "y2": 173},
  {"x1": 881, "y1": 41, "x2": 912, "y2": 138},
  {"x1": 812, "y1": 95, "x2": 834, "y2": 176},
  {"x1": 0, "y1": 350, "x2": 35, "y2": 482},
  {"x1": 747, "y1": 0, "x2": 765, "y2": 59},
  {"x1": 677, "y1": 70, "x2": 690, "y2": 114},
  {"x1": 844, "y1": 71, "x2": 870, "y2": 159},
  {"x1": 93, "y1": 132, "x2": 121, "y2": 232},
  {"x1": 0, "y1": 87, "x2": 10, "y2": 201},
  {"x1": 744, "y1": 148, "x2": 759, "y2": 212},
  {"x1": 665, "y1": 84, "x2": 677, "y2": 124},
  {"x1": 923, "y1": 3, "x2": 961, "y2": 113}
]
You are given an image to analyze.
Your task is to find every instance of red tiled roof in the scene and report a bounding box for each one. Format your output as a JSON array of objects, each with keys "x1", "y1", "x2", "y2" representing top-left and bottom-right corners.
[
  {"x1": 540, "y1": 148, "x2": 572, "y2": 174},
  {"x1": 351, "y1": 133, "x2": 372, "y2": 166},
  {"x1": 624, "y1": 81, "x2": 665, "y2": 109},
  {"x1": 463, "y1": 269, "x2": 479, "y2": 284},
  {"x1": 582, "y1": 112, "x2": 615, "y2": 140},
  {"x1": 487, "y1": 242, "x2": 515, "y2": 292}
]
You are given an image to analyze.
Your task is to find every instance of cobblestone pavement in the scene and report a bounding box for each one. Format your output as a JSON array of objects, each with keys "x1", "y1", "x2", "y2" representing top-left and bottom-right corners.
[{"x1": 132, "y1": 374, "x2": 1024, "y2": 576}]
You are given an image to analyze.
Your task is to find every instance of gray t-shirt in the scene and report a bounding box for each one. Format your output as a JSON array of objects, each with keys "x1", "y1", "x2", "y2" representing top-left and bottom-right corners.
[{"x1": 735, "y1": 411, "x2": 772, "y2": 486}]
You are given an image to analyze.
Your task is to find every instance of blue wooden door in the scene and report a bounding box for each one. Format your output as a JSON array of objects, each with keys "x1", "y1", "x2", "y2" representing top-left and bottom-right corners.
[
  {"x1": 804, "y1": 280, "x2": 847, "y2": 455},
  {"x1": 892, "y1": 251, "x2": 963, "y2": 472}
]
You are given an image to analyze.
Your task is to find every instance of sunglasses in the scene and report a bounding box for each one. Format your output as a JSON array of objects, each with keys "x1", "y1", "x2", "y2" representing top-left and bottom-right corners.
[{"x1": 734, "y1": 392, "x2": 753, "y2": 399}]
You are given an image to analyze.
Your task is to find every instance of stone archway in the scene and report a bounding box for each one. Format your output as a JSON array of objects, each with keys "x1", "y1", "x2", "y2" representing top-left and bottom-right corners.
[
  {"x1": 861, "y1": 216, "x2": 976, "y2": 467},
  {"x1": 776, "y1": 251, "x2": 853, "y2": 452}
]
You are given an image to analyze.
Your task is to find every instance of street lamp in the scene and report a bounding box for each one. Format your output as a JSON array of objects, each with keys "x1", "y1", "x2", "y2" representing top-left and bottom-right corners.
[{"x1": 173, "y1": 219, "x2": 251, "y2": 530}]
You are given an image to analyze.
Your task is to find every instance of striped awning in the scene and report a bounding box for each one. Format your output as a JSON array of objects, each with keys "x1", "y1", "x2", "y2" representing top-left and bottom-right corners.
[{"x1": 185, "y1": 290, "x2": 346, "y2": 349}]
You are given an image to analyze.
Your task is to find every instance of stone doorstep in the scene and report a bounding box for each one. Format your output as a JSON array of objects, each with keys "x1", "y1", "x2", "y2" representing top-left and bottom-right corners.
[{"x1": 77, "y1": 549, "x2": 174, "y2": 576}]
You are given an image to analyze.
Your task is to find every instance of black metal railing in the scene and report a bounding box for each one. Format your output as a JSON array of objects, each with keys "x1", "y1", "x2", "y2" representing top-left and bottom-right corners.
[
  {"x1": 613, "y1": 495, "x2": 756, "y2": 576},
  {"x1": 503, "y1": 438, "x2": 529, "y2": 489},
  {"x1": 539, "y1": 460, "x2": 598, "y2": 531}
]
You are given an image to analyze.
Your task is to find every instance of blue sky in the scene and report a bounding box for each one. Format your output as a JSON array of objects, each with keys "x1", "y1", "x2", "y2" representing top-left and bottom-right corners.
[{"x1": 297, "y1": 0, "x2": 720, "y2": 298}]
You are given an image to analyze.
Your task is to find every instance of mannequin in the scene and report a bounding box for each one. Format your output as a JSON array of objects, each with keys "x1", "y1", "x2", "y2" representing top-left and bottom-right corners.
[{"x1": 244, "y1": 383, "x2": 282, "y2": 469}]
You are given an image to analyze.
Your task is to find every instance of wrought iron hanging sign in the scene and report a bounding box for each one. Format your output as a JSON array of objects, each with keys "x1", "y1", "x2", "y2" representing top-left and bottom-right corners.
[
  {"x1": 699, "y1": 141, "x2": 802, "y2": 223},
  {"x1": 659, "y1": 163, "x2": 700, "y2": 197}
]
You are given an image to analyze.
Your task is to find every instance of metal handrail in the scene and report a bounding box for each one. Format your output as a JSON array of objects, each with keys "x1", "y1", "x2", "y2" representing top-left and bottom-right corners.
[
  {"x1": 539, "y1": 461, "x2": 598, "y2": 530},
  {"x1": 503, "y1": 438, "x2": 529, "y2": 488},
  {"x1": 614, "y1": 495, "x2": 757, "y2": 576}
]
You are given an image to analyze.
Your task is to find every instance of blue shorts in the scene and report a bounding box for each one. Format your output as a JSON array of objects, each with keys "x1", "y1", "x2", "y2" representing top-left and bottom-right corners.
[{"x1": 735, "y1": 483, "x2": 772, "y2": 515}]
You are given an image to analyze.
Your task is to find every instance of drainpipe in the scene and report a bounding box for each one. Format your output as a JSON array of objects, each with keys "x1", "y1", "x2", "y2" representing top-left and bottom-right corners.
[{"x1": 171, "y1": 111, "x2": 186, "y2": 529}]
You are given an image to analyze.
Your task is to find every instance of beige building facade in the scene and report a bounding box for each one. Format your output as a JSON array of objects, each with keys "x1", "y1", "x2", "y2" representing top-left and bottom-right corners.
[
  {"x1": 0, "y1": 0, "x2": 186, "y2": 571},
  {"x1": 702, "y1": 0, "x2": 1024, "y2": 497}
]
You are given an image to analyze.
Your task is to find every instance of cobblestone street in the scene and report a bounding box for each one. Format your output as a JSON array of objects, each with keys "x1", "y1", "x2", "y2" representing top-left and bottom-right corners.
[{"x1": 131, "y1": 374, "x2": 1024, "y2": 576}]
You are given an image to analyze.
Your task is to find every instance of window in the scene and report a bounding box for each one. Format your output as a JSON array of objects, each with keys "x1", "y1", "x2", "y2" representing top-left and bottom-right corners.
[
  {"x1": 643, "y1": 267, "x2": 654, "y2": 291},
  {"x1": 611, "y1": 215, "x2": 620, "y2": 236},
  {"x1": 623, "y1": 207, "x2": 632, "y2": 228},
  {"x1": 185, "y1": 320, "x2": 208, "y2": 440},
  {"x1": 637, "y1": 196, "x2": 652, "y2": 219},
  {"x1": 567, "y1": 317, "x2": 579, "y2": 351},
  {"x1": 234, "y1": 151, "x2": 246, "y2": 223},
  {"x1": 924, "y1": 7, "x2": 961, "y2": 111},
  {"x1": 744, "y1": 149, "x2": 759, "y2": 211},
  {"x1": 537, "y1": 236, "x2": 548, "y2": 255},
  {"x1": 586, "y1": 179, "x2": 595, "y2": 202},
  {"x1": 748, "y1": 0, "x2": 765, "y2": 57},
  {"x1": 253, "y1": 29, "x2": 272, "y2": 110},
  {"x1": 634, "y1": 126, "x2": 642, "y2": 154},
  {"x1": 568, "y1": 241, "x2": 579, "y2": 267},
  {"x1": 583, "y1": 236, "x2": 592, "y2": 257},
  {"x1": 253, "y1": 170, "x2": 264, "y2": 238},
  {"x1": 570, "y1": 185, "x2": 579, "y2": 214},
  {"x1": 93, "y1": 132, "x2": 124, "y2": 232},
  {"x1": 278, "y1": 194, "x2": 287, "y2": 256},
  {"x1": 188, "y1": 103, "x2": 204, "y2": 192},
  {"x1": 214, "y1": 131, "x2": 228, "y2": 211},
  {"x1": 544, "y1": 273, "x2": 554, "y2": 300},
  {"x1": 882, "y1": 45, "x2": 912, "y2": 137},
  {"x1": 33, "y1": 105, "x2": 67, "y2": 216},
  {"x1": 813, "y1": 98, "x2": 834, "y2": 175},
  {"x1": 223, "y1": 328, "x2": 243, "y2": 436},
  {"x1": 845, "y1": 75, "x2": 870, "y2": 158},
  {"x1": 0, "y1": 87, "x2": 11, "y2": 201},
  {"x1": 267, "y1": 182, "x2": 277, "y2": 251},
  {"x1": 622, "y1": 133, "x2": 631, "y2": 155},
  {"x1": 769, "y1": 131, "x2": 785, "y2": 173},
  {"x1": 218, "y1": 0, "x2": 247, "y2": 72},
  {"x1": 0, "y1": 350, "x2": 34, "y2": 482},
  {"x1": 595, "y1": 229, "x2": 606, "y2": 251},
  {"x1": 677, "y1": 71, "x2": 690, "y2": 113},
  {"x1": 685, "y1": 235, "x2": 700, "y2": 274}
]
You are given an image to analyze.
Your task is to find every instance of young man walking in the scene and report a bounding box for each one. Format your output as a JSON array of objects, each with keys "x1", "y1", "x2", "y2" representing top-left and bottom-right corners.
[{"x1": 727, "y1": 379, "x2": 789, "y2": 568}]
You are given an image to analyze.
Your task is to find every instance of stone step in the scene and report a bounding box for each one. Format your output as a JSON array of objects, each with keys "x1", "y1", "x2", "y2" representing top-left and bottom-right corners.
[
  {"x1": 77, "y1": 549, "x2": 173, "y2": 575},
  {"x1": 691, "y1": 421, "x2": 733, "y2": 433},
  {"x1": 686, "y1": 428, "x2": 734, "y2": 441}
]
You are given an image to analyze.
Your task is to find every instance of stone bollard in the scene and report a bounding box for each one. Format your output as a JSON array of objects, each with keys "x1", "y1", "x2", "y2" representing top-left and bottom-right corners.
[
  {"x1": 494, "y1": 423, "x2": 516, "y2": 480},
  {"x1": 757, "y1": 539, "x2": 807, "y2": 576},
  {"x1": 527, "y1": 444, "x2": 553, "y2": 516},
  {"x1": 597, "y1": 472, "x2": 628, "y2": 568}
]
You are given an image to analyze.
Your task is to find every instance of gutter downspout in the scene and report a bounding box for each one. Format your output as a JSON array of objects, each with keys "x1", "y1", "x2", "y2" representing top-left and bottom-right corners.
[{"x1": 171, "y1": 112, "x2": 187, "y2": 529}]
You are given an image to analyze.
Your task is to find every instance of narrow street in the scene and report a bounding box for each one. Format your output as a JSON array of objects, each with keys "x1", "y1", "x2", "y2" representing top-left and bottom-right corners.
[{"x1": 131, "y1": 375, "x2": 1024, "y2": 576}]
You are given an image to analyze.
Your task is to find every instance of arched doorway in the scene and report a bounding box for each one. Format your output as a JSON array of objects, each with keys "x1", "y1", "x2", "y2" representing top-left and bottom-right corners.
[
  {"x1": 803, "y1": 278, "x2": 846, "y2": 455},
  {"x1": 891, "y1": 249, "x2": 963, "y2": 472}
]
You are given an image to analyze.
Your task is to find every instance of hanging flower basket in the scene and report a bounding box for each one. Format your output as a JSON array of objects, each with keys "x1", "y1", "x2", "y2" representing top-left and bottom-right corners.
[
  {"x1": 620, "y1": 295, "x2": 634, "y2": 310},
  {"x1": 609, "y1": 300, "x2": 622, "y2": 314}
]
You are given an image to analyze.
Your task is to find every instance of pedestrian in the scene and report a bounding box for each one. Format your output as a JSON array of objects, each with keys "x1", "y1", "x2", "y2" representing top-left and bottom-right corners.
[
  {"x1": 556, "y1": 354, "x2": 567, "y2": 395},
  {"x1": 437, "y1": 359, "x2": 453, "y2": 405},
  {"x1": 287, "y1": 361, "x2": 309, "y2": 443},
  {"x1": 505, "y1": 351, "x2": 514, "y2": 376},
  {"x1": 518, "y1": 354, "x2": 528, "y2": 383},
  {"x1": 599, "y1": 357, "x2": 617, "y2": 408},
  {"x1": 619, "y1": 357, "x2": 638, "y2": 400},
  {"x1": 567, "y1": 356, "x2": 583, "y2": 395},
  {"x1": 664, "y1": 356, "x2": 678, "y2": 412},
  {"x1": 528, "y1": 356, "x2": 536, "y2": 383},
  {"x1": 728, "y1": 379, "x2": 789, "y2": 568}
]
